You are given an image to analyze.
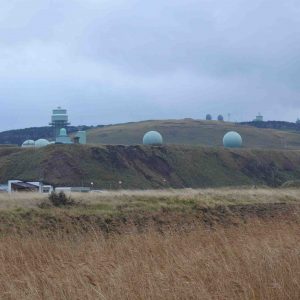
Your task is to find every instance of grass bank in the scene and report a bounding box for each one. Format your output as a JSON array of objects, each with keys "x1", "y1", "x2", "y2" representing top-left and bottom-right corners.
[{"x1": 0, "y1": 188, "x2": 299, "y2": 235}]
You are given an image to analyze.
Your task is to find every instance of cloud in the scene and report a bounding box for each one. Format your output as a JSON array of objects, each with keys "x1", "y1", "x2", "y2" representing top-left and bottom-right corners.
[{"x1": 0, "y1": 0, "x2": 300, "y2": 130}]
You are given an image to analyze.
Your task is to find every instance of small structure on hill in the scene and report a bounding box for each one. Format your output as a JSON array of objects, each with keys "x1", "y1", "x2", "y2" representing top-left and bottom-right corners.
[
  {"x1": 143, "y1": 131, "x2": 163, "y2": 145},
  {"x1": 35, "y1": 139, "x2": 50, "y2": 148},
  {"x1": 21, "y1": 129, "x2": 86, "y2": 148},
  {"x1": 296, "y1": 118, "x2": 300, "y2": 124},
  {"x1": 56, "y1": 128, "x2": 72, "y2": 144},
  {"x1": 21, "y1": 140, "x2": 35, "y2": 148},
  {"x1": 73, "y1": 136, "x2": 80, "y2": 144},
  {"x1": 223, "y1": 131, "x2": 243, "y2": 148},
  {"x1": 21, "y1": 139, "x2": 50, "y2": 148},
  {"x1": 21, "y1": 139, "x2": 51, "y2": 148},
  {"x1": 75, "y1": 131, "x2": 87, "y2": 144},
  {"x1": 55, "y1": 128, "x2": 87, "y2": 145},
  {"x1": 217, "y1": 115, "x2": 224, "y2": 121},
  {"x1": 254, "y1": 113, "x2": 264, "y2": 122},
  {"x1": 206, "y1": 114, "x2": 212, "y2": 120}
]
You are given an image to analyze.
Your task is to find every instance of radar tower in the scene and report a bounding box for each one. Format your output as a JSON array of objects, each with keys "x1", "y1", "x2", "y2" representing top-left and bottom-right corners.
[{"x1": 49, "y1": 107, "x2": 70, "y2": 139}]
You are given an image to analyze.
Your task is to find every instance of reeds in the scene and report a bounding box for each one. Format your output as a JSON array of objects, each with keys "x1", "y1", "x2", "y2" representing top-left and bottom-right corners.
[{"x1": 0, "y1": 218, "x2": 299, "y2": 299}]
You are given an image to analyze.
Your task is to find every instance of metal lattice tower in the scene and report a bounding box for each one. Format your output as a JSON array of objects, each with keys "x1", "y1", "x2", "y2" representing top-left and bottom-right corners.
[{"x1": 49, "y1": 107, "x2": 70, "y2": 139}]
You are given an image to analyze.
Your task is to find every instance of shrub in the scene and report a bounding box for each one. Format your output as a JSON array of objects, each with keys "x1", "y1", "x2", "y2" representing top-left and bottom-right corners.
[{"x1": 48, "y1": 191, "x2": 75, "y2": 207}]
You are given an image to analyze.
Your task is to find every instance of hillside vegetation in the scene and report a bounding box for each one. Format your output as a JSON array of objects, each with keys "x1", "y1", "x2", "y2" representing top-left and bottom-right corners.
[
  {"x1": 1, "y1": 144, "x2": 300, "y2": 188},
  {"x1": 87, "y1": 119, "x2": 300, "y2": 149}
]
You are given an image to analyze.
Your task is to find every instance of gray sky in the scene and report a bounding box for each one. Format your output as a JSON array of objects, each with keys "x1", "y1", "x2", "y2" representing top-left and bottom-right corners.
[{"x1": 0, "y1": 0, "x2": 300, "y2": 130}]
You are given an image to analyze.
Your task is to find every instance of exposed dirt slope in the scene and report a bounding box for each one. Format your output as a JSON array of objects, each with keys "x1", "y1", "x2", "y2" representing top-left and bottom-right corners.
[{"x1": 1, "y1": 144, "x2": 300, "y2": 188}]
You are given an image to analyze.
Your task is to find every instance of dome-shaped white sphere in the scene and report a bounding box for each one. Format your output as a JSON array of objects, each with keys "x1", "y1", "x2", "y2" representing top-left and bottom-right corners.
[
  {"x1": 21, "y1": 140, "x2": 35, "y2": 148},
  {"x1": 223, "y1": 131, "x2": 243, "y2": 148},
  {"x1": 143, "y1": 131, "x2": 163, "y2": 145},
  {"x1": 59, "y1": 128, "x2": 67, "y2": 136},
  {"x1": 35, "y1": 139, "x2": 50, "y2": 148}
]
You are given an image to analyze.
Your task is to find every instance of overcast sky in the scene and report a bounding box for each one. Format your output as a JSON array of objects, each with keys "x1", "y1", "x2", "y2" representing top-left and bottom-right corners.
[{"x1": 0, "y1": 0, "x2": 300, "y2": 130}]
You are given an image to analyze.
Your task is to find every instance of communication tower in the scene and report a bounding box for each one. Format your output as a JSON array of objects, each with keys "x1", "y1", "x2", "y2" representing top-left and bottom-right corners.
[
  {"x1": 49, "y1": 107, "x2": 70, "y2": 139},
  {"x1": 254, "y1": 113, "x2": 264, "y2": 122}
]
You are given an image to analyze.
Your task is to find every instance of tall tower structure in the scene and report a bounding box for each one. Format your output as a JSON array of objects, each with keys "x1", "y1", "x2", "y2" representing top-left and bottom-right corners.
[
  {"x1": 254, "y1": 113, "x2": 264, "y2": 122},
  {"x1": 49, "y1": 107, "x2": 70, "y2": 139}
]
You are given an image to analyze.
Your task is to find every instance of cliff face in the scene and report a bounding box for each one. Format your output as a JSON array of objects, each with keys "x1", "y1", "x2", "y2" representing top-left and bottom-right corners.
[{"x1": 1, "y1": 144, "x2": 300, "y2": 189}]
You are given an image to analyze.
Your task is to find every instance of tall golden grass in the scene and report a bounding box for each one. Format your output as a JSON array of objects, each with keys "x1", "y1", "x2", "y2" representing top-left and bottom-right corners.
[{"x1": 0, "y1": 218, "x2": 299, "y2": 299}]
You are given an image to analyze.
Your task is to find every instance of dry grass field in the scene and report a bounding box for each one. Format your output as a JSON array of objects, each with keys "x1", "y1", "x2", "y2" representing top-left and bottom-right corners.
[
  {"x1": 0, "y1": 188, "x2": 299, "y2": 299},
  {"x1": 0, "y1": 219, "x2": 299, "y2": 299}
]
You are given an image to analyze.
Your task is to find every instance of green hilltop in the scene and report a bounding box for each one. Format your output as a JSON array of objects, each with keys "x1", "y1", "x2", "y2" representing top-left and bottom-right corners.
[{"x1": 86, "y1": 119, "x2": 300, "y2": 149}]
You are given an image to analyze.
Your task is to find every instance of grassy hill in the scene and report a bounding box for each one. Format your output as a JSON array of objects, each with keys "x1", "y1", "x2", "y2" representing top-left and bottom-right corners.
[
  {"x1": 2, "y1": 119, "x2": 300, "y2": 149},
  {"x1": 1, "y1": 144, "x2": 300, "y2": 189},
  {"x1": 86, "y1": 119, "x2": 300, "y2": 149}
]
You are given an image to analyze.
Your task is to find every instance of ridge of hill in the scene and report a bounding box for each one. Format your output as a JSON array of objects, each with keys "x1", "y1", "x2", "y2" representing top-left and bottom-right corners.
[
  {"x1": 1, "y1": 119, "x2": 300, "y2": 149},
  {"x1": 241, "y1": 120, "x2": 300, "y2": 131},
  {"x1": 86, "y1": 119, "x2": 300, "y2": 149},
  {"x1": 0, "y1": 125, "x2": 96, "y2": 146},
  {"x1": 1, "y1": 144, "x2": 300, "y2": 189}
]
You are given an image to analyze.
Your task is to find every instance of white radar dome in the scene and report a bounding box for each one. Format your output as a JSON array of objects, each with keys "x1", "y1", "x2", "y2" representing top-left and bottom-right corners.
[
  {"x1": 35, "y1": 139, "x2": 50, "y2": 148},
  {"x1": 143, "y1": 131, "x2": 163, "y2": 145},
  {"x1": 59, "y1": 128, "x2": 67, "y2": 136},
  {"x1": 21, "y1": 140, "x2": 35, "y2": 148},
  {"x1": 223, "y1": 131, "x2": 243, "y2": 148}
]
